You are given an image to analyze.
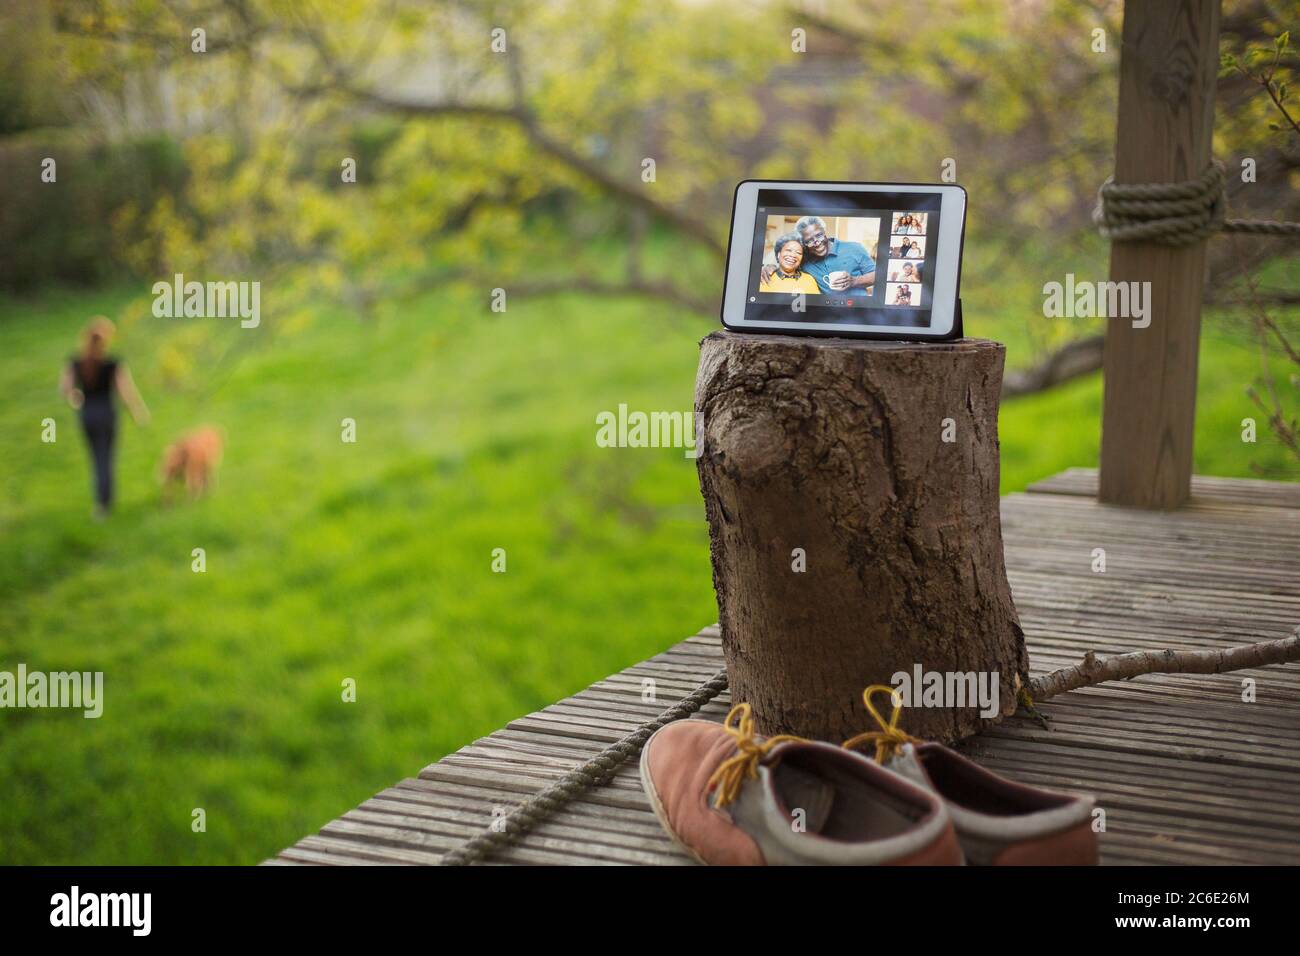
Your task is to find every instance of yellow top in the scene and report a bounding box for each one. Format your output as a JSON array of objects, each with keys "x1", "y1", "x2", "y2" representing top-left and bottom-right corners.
[{"x1": 759, "y1": 269, "x2": 821, "y2": 294}]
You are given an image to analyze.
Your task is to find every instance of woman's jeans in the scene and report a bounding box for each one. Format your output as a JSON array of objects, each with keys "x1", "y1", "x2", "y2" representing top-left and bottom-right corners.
[{"x1": 80, "y1": 401, "x2": 117, "y2": 509}]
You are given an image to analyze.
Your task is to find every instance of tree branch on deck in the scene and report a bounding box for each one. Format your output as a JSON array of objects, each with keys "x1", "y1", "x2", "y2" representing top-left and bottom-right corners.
[{"x1": 1027, "y1": 628, "x2": 1300, "y2": 702}]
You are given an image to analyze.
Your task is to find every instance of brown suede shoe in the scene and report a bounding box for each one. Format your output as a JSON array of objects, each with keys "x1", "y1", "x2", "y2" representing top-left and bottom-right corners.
[
  {"x1": 639, "y1": 704, "x2": 963, "y2": 865},
  {"x1": 884, "y1": 742, "x2": 1098, "y2": 865},
  {"x1": 842, "y1": 685, "x2": 1098, "y2": 866}
]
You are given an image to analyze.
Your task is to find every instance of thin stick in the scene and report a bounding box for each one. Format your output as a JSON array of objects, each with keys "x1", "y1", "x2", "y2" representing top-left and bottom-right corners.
[{"x1": 1028, "y1": 628, "x2": 1300, "y2": 702}]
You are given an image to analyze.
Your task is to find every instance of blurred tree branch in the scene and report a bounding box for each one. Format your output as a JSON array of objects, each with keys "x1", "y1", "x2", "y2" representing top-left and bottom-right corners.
[
  {"x1": 330, "y1": 81, "x2": 725, "y2": 257},
  {"x1": 1001, "y1": 334, "x2": 1105, "y2": 399},
  {"x1": 53, "y1": 0, "x2": 728, "y2": 315},
  {"x1": 1222, "y1": 25, "x2": 1300, "y2": 468},
  {"x1": 43, "y1": 0, "x2": 1297, "y2": 378}
]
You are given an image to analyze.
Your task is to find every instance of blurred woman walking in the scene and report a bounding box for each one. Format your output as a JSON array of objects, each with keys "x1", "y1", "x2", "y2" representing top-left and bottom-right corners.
[{"x1": 59, "y1": 317, "x2": 150, "y2": 517}]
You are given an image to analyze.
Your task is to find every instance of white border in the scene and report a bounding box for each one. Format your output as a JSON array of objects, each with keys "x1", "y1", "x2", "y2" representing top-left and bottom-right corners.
[{"x1": 722, "y1": 181, "x2": 965, "y2": 337}]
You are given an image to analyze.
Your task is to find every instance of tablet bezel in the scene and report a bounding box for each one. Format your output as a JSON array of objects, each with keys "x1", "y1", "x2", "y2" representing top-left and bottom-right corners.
[{"x1": 720, "y1": 180, "x2": 966, "y2": 340}]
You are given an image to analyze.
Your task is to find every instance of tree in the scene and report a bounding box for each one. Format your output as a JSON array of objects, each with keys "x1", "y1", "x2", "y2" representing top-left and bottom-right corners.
[{"x1": 36, "y1": 0, "x2": 1300, "y2": 418}]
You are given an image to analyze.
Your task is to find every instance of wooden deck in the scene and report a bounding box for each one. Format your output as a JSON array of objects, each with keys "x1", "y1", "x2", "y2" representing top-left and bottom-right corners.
[{"x1": 272, "y1": 469, "x2": 1300, "y2": 866}]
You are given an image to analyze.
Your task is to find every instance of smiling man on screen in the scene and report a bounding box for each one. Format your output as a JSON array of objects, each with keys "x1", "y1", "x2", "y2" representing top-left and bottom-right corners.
[{"x1": 761, "y1": 216, "x2": 876, "y2": 295}]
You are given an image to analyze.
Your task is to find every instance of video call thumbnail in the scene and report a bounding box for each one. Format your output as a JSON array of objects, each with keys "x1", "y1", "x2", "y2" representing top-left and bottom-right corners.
[
  {"x1": 891, "y1": 211, "x2": 927, "y2": 234},
  {"x1": 758, "y1": 214, "x2": 880, "y2": 296},
  {"x1": 886, "y1": 282, "x2": 923, "y2": 306},
  {"x1": 887, "y1": 261, "x2": 923, "y2": 283},
  {"x1": 883, "y1": 211, "x2": 930, "y2": 306},
  {"x1": 889, "y1": 235, "x2": 926, "y2": 258}
]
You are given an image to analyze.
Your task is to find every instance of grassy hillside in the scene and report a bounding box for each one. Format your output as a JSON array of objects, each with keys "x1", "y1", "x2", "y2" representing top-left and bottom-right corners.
[{"x1": 0, "y1": 271, "x2": 1292, "y2": 864}]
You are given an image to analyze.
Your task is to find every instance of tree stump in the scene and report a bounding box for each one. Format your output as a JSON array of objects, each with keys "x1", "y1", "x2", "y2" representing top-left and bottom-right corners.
[{"x1": 694, "y1": 331, "x2": 1027, "y2": 744}]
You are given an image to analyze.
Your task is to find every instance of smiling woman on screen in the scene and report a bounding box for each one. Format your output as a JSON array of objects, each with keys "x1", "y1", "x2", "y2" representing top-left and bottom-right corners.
[{"x1": 759, "y1": 233, "x2": 821, "y2": 294}]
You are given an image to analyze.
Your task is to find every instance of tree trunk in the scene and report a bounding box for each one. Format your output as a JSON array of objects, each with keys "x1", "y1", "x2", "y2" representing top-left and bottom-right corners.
[{"x1": 694, "y1": 331, "x2": 1027, "y2": 743}]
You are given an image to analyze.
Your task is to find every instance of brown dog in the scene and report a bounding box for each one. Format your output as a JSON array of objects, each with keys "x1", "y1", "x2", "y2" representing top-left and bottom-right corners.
[{"x1": 160, "y1": 426, "x2": 224, "y2": 500}]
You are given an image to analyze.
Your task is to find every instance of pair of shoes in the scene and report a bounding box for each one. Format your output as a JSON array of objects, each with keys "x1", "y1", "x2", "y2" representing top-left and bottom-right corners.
[{"x1": 640, "y1": 685, "x2": 1098, "y2": 866}]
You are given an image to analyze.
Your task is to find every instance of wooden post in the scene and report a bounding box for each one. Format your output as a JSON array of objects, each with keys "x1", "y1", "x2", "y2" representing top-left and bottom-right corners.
[
  {"x1": 1099, "y1": 0, "x2": 1220, "y2": 509},
  {"x1": 694, "y1": 331, "x2": 1027, "y2": 743}
]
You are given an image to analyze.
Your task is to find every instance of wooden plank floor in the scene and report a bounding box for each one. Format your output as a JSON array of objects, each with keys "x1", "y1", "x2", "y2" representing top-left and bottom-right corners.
[
  {"x1": 1026, "y1": 465, "x2": 1300, "y2": 510},
  {"x1": 272, "y1": 469, "x2": 1300, "y2": 866}
]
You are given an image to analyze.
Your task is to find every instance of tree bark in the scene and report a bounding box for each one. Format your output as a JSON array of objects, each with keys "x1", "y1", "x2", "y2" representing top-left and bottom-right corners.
[{"x1": 694, "y1": 331, "x2": 1027, "y2": 743}]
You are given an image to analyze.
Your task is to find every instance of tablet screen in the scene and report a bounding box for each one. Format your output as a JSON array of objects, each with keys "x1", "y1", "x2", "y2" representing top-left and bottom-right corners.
[{"x1": 743, "y1": 188, "x2": 944, "y2": 328}]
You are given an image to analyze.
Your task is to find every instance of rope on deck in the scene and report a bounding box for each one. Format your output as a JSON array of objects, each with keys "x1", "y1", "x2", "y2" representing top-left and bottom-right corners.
[
  {"x1": 439, "y1": 668, "x2": 730, "y2": 866},
  {"x1": 1093, "y1": 161, "x2": 1300, "y2": 246}
]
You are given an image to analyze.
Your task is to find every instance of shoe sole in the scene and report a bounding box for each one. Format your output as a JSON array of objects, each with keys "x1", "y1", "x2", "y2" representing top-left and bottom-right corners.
[{"x1": 638, "y1": 740, "x2": 711, "y2": 866}]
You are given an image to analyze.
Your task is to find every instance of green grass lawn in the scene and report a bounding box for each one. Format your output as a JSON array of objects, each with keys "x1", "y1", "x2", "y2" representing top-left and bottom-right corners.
[{"x1": 0, "y1": 271, "x2": 1293, "y2": 864}]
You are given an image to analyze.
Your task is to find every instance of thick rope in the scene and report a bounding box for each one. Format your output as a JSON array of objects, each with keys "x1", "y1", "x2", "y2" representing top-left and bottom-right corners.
[
  {"x1": 1093, "y1": 161, "x2": 1300, "y2": 246},
  {"x1": 439, "y1": 668, "x2": 730, "y2": 866}
]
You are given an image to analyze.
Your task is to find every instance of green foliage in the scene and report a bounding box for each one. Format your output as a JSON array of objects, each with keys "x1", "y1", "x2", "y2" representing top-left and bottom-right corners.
[
  {"x1": 0, "y1": 1, "x2": 64, "y2": 133},
  {"x1": 44, "y1": 1, "x2": 1103, "y2": 298},
  {"x1": 17, "y1": 0, "x2": 1296, "y2": 312},
  {"x1": 0, "y1": 132, "x2": 186, "y2": 290},
  {"x1": 1219, "y1": 13, "x2": 1299, "y2": 143}
]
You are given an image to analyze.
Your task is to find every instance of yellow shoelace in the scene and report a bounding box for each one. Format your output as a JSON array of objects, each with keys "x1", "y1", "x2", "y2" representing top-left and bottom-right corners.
[
  {"x1": 706, "y1": 703, "x2": 807, "y2": 808},
  {"x1": 841, "y1": 684, "x2": 923, "y2": 763}
]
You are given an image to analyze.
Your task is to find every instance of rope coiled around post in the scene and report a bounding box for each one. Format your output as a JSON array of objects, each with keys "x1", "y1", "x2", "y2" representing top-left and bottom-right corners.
[
  {"x1": 439, "y1": 668, "x2": 730, "y2": 865},
  {"x1": 1093, "y1": 160, "x2": 1300, "y2": 246}
]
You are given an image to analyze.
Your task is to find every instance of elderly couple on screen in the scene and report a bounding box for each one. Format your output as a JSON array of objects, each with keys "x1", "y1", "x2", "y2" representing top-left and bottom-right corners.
[{"x1": 759, "y1": 216, "x2": 875, "y2": 296}]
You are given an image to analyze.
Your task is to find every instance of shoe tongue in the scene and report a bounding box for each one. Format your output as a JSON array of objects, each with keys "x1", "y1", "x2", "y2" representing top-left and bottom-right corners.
[{"x1": 770, "y1": 757, "x2": 836, "y2": 834}]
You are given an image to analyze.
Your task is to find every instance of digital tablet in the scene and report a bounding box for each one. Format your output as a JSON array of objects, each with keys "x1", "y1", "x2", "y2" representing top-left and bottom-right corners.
[{"x1": 720, "y1": 180, "x2": 966, "y2": 340}]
